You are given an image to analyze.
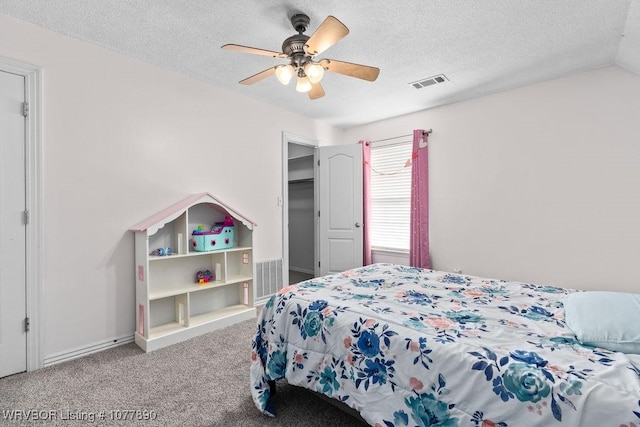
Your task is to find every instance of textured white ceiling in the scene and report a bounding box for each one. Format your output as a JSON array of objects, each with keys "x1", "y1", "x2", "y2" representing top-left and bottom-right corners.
[{"x1": 1, "y1": 0, "x2": 638, "y2": 129}]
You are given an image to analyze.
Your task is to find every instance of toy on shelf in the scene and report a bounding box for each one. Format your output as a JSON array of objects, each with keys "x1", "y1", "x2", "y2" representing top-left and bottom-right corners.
[
  {"x1": 191, "y1": 216, "x2": 235, "y2": 252},
  {"x1": 196, "y1": 269, "x2": 215, "y2": 284},
  {"x1": 150, "y1": 247, "x2": 172, "y2": 256}
]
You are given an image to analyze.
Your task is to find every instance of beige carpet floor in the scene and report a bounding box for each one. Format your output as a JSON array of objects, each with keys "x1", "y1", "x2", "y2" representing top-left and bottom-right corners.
[{"x1": 0, "y1": 318, "x2": 367, "y2": 426}]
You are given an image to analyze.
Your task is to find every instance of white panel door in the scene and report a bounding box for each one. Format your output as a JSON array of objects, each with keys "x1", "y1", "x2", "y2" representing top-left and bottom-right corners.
[
  {"x1": 0, "y1": 70, "x2": 27, "y2": 378},
  {"x1": 317, "y1": 144, "x2": 363, "y2": 276}
]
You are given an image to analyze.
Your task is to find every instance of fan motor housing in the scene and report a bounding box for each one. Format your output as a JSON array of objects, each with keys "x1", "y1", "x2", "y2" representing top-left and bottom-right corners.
[
  {"x1": 282, "y1": 34, "x2": 310, "y2": 57},
  {"x1": 283, "y1": 12, "x2": 311, "y2": 65}
]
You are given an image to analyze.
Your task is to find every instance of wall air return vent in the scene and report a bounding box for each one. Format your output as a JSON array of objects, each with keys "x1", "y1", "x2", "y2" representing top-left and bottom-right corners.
[
  {"x1": 409, "y1": 74, "x2": 448, "y2": 89},
  {"x1": 255, "y1": 258, "x2": 283, "y2": 302}
]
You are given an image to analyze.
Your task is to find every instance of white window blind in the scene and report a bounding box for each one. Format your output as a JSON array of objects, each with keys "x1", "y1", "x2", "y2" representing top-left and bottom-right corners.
[{"x1": 370, "y1": 141, "x2": 412, "y2": 251}]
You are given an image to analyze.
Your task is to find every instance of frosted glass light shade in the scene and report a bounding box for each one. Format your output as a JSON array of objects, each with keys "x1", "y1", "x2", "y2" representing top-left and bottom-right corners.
[
  {"x1": 275, "y1": 64, "x2": 295, "y2": 85},
  {"x1": 304, "y1": 62, "x2": 325, "y2": 84},
  {"x1": 296, "y1": 75, "x2": 312, "y2": 93}
]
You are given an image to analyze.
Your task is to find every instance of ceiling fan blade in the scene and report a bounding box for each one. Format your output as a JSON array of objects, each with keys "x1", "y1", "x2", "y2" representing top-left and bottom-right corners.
[
  {"x1": 304, "y1": 16, "x2": 349, "y2": 56},
  {"x1": 308, "y1": 82, "x2": 325, "y2": 100},
  {"x1": 239, "y1": 67, "x2": 277, "y2": 85},
  {"x1": 221, "y1": 44, "x2": 287, "y2": 59},
  {"x1": 319, "y1": 59, "x2": 380, "y2": 81}
]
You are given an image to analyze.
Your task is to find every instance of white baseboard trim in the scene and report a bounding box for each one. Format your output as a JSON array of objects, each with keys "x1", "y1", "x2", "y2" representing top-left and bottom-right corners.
[
  {"x1": 289, "y1": 266, "x2": 314, "y2": 275},
  {"x1": 43, "y1": 334, "x2": 134, "y2": 367}
]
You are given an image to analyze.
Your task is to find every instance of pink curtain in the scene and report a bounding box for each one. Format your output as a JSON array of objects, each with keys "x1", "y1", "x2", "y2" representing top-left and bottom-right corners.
[
  {"x1": 409, "y1": 130, "x2": 431, "y2": 268},
  {"x1": 359, "y1": 140, "x2": 372, "y2": 265}
]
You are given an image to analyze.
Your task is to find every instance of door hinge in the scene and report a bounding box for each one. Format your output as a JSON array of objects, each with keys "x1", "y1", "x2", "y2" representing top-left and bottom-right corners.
[
  {"x1": 22, "y1": 101, "x2": 29, "y2": 118},
  {"x1": 317, "y1": 210, "x2": 320, "y2": 217},
  {"x1": 317, "y1": 159, "x2": 320, "y2": 166},
  {"x1": 25, "y1": 317, "x2": 30, "y2": 333},
  {"x1": 318, "y1": 261, "x2": 321, "y2": 268},
  {"x1": 23, "y1": 209, "x2": 29, "y2": 225}
]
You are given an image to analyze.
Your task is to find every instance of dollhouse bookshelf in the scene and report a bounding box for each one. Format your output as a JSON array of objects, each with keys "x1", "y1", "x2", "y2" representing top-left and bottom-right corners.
[{"x1": 130, "y1": 193, "x2": 256, "y2": 352}]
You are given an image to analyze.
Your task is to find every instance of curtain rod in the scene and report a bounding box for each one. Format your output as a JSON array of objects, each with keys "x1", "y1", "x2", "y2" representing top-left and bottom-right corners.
[{"x1": 370, "y1": 129, "x2": 432, "y2": 144}]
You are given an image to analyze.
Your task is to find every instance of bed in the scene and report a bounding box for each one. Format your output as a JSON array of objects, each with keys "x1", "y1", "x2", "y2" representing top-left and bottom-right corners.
[{"x1": 250, "y1": 263, "x2": 640, "y2": 426}]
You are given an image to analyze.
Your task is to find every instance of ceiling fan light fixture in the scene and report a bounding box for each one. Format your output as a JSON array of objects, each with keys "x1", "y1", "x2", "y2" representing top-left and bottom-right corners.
[
  {"x1": 296, "y1": 74, "x2": 312, "y2": 93},
  {"x1": 304, "y1": 62, "x2": 325, "y2": 84},
  {"x1": 275, "y1": 64, "x2": 295, "y2": 85},
  {"x1": 222, "y1": 12, "x2": 379, "y2": 100}
]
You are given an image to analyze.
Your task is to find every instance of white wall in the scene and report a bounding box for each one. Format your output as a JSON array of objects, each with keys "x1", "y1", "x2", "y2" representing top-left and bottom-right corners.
[
  {"x1": 0, "y1": 14, "x2": 338, "y2": 359},
  {"x1": 342, "y1": 66, "x2": 640, "y2": 293}
]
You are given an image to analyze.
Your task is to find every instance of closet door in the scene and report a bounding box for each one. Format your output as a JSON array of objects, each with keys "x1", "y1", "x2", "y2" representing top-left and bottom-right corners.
[
  {"x1": 317, "y1": 144, "x2": 363, "y2": 276},
  {"x1": 0, "y1": 70, "x2": 27, "y2": 378}
]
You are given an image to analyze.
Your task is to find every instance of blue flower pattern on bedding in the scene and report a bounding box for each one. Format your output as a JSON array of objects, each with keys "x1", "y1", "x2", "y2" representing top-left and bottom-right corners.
[{"x1": 250, "y1": 264, "x2": 640, "y2": 426}]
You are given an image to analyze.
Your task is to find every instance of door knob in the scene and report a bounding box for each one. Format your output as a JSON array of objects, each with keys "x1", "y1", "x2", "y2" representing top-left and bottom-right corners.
[{"x1": 355, "y1": 222, "x2": 361, "y2": 228}]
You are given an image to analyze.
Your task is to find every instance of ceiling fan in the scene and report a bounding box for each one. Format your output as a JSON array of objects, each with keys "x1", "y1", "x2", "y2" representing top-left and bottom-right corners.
[{"x1": 221, "y1": 13, "x2": 380, "y2": 99}]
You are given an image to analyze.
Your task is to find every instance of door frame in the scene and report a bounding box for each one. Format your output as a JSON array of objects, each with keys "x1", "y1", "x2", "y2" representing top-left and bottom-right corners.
[
  {"x1": 0, "y1": 57, "x2": 43, "y2": 372},
  {"x1": 281, "y1": 132, "x2": 318, "y2": 288}
]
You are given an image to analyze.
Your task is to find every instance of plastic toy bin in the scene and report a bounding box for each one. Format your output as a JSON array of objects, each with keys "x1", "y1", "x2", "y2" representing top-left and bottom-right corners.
[{"x1": 191, "y1": 225, "x2": 234, "y2": 252}]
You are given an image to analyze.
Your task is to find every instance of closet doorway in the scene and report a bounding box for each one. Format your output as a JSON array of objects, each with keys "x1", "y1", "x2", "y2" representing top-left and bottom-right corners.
[
  {"x1": 282, "y1": 133, "x2": 318, "y2": 286},
  {"x1": 282, "y1": 133, "x2": 363, "y2": 287}
]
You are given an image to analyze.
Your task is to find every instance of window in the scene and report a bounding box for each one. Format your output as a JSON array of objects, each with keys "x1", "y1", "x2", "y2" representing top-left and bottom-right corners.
[{"x1": 370, "y1": 141, "x2": 412, "y2": 251}]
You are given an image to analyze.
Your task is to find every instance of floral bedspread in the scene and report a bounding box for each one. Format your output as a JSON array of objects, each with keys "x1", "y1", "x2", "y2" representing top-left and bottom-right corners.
[{"x1": 250, "y1": 263, "x2": 640, "y2": 426}]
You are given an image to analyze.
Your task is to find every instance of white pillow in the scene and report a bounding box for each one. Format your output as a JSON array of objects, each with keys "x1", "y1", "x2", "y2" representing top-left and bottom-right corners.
[{"x1": 564, "y1": 291, "x2": 640, "y2": 354}]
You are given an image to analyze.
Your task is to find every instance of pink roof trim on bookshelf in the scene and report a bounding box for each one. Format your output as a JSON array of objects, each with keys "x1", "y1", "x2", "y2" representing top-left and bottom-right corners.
[{"x1": 130, "y1": 192, "x2": 257, "y2": 232}]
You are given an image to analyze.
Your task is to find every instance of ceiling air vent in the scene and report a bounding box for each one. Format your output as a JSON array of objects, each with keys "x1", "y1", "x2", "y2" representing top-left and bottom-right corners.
[{"x1": 409, "y1": 74, "x2": 448, "y2": 89}]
